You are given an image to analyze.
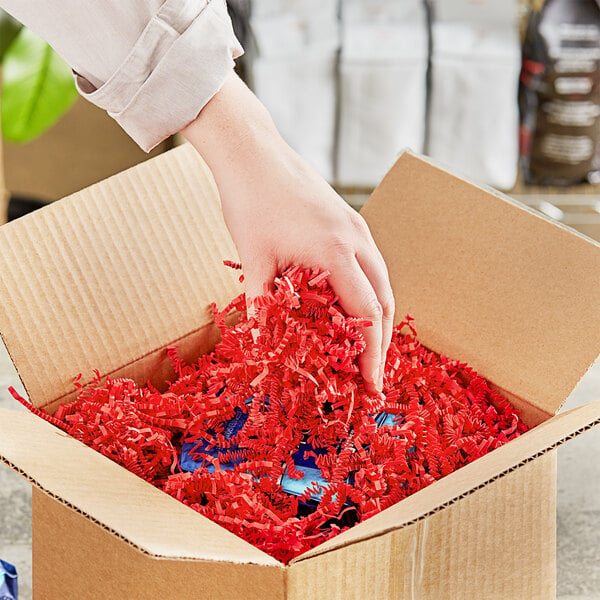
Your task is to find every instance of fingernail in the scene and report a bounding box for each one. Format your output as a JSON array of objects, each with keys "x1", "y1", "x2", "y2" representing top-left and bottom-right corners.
[{"x1": 378, "y1": 367, "x2": 384, "y2": 392}]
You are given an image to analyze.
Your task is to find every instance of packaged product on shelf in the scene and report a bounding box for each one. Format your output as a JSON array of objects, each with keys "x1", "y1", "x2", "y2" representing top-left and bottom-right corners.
[
  {"x1": 250, "y1": 0, "x2": 339, "y2": 181},
  {"x1": 428, "y1": 0, "x2": 521, "y2": 189},
  {"x1": 336, "y1": 0, "x2": 428, "y2": 187},
  {"x1": 520, "y1": 0, "x2": 600, "y2": 185}
]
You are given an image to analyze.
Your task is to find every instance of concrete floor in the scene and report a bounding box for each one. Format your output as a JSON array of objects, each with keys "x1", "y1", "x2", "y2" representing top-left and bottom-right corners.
[
  {"x1": 0, "y1": 342, "x2": 598, "y2": 600},
  {"x1": 0, "y1": 343, "x2": 30, "y2": 600}
]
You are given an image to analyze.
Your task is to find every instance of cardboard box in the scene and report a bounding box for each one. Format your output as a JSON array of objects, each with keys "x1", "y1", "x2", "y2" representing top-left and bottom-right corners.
[{"x1": 0, "y1": 145, "x2": 599, "y2": 599}]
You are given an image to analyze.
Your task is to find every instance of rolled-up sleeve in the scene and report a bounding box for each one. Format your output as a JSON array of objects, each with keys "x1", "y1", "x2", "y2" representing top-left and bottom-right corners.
[{"x1": 1, "y1": 0, "x2": 244, "y2": 151}]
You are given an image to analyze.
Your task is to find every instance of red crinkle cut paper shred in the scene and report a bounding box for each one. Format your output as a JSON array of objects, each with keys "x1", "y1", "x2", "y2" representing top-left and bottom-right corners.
[{"x1": 11, "y1": 265, "x2": 529, "y2": 563}]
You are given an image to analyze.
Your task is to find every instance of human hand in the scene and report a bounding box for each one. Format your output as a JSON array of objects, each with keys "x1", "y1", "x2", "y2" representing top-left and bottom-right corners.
[{"x1": 182, "y1": 73, "x2": 394, "y2": 394}]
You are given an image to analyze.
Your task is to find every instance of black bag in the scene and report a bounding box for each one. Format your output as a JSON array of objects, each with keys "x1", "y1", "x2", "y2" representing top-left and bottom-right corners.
[{"x1": 520, "y1": 0, "x2": 600, "y2": 185}]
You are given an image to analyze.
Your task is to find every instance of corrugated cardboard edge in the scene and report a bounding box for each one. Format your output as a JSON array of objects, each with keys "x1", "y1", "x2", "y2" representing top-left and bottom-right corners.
[
  {"x1": 291, "y1": 399, "x2": 600, "y2": 562},
  {"x1": 1, "y1": 454, "x2": 179, "y2": 562},
  {"x1": 0, "y1": 408, "x2": 282, "y2": 568},
  {"x1": 287, "y1": 454, "x2": 557, "y2": 600}
]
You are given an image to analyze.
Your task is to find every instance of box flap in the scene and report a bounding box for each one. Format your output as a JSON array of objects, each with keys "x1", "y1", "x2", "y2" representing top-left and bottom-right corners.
[
  {"x1": 0, "y1": 145, "x2": 242, "y2": 412},
  {"x1": 0, "y1": 408, "x2": 280, "y2": 566},
  {"x1": 292, "y1": 399, "x2": 600, "y2": 562},
  {"x1": 361, "y1": 152, "x2": 600, "y2": 416}
]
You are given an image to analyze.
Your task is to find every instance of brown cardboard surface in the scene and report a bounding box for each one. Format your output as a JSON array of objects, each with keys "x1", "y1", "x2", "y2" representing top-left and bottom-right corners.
[
  {"x1": 0, "y1": 145, "x2": 242, "y2": 412},
  {"x1": 361, "y1": 152, "x2": 600, "y2": 417},
  {"x1": 26, "y1": 453, "x2": 557, "y2": 600},
  {"x1": 0, "y1": 408, "x2": 279, "y2": 566},
  {"x1": 288, "y1": 453, "x2": 556, "y2": 600},
  {"x1": 39, "y1": 309, "x2": 241, "y2": 417},
  {"x1": 514, "y1": 195, "x2": 600, "y2": 244},
  {"x1": 32, "y1": 489, "x2": 285, "y2": 600},
  {"x1": 291, "y1": 399, "x2": 600, "y2": 561}
]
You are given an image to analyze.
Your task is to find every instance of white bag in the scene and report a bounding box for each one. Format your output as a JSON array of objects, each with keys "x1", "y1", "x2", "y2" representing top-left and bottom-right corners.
[
  {"x1": 336, "y1": 0, "x2": 428, "y2": 187},
  {"x1": 427, "y1": 0, "x2": 521, "y2": 189},
  {"x1": 250, "y1": 0, "x2": 339, "y2": 181}
]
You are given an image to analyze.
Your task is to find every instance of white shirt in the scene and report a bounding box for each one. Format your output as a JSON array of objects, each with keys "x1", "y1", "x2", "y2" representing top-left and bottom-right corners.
[{"x1": 1, "y1": 0, "x2": 244, "y2": 151}]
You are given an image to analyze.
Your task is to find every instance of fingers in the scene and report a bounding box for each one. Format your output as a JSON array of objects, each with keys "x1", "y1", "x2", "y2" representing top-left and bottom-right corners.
[
  {"x1": 327, "y1": 255, "x2": 385, "y2": 394},
  {"x1": 243, "y1": 258, "x2": 278, "y2": 315},
  {"x1": 356, "y1": 248, "x2": 395, "y2": 387}
]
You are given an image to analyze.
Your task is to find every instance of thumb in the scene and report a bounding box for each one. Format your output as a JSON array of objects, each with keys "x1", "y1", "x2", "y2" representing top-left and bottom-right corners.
[{"x1": 242, "y1": 258, "x2": 278, "y2": 315}]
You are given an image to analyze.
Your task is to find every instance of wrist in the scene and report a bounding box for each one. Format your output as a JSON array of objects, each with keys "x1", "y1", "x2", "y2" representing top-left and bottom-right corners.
[{"x1": 181, "y1": 72, "x2": 285, "y2": 168}]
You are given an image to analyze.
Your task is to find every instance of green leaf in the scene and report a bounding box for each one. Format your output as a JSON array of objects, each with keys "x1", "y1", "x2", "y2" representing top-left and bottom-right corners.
[
  {"x1": 0, "y1": 10, "x2": 22, "y2": 62},
  {"x1": 1, "y1": 27, "x2": 78, "y2": 143}
]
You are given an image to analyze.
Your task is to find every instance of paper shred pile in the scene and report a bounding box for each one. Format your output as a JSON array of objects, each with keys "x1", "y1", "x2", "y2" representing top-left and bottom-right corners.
[{"x1": 17, "y1": 265, "x2": 529, "y2": 563}]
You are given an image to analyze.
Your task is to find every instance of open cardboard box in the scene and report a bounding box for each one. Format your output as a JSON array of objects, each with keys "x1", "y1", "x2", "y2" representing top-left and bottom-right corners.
[{"x1": 0, "y1": 145, "x2": 599, "y2": 599}]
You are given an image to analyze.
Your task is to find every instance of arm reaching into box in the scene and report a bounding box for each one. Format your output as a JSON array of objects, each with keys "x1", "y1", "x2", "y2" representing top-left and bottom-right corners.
[
  {"x1": 0, "y1": 0, "x2": 394, "y2": 393},
  {"x1": 182, "y1": 73, "x2": 394, "y2": 394}
]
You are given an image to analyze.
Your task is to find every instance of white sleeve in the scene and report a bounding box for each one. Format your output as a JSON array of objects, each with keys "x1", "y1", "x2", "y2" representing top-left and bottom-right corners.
[{"x1": 1, "y1": 0, "x2": 244, "y2": 151}]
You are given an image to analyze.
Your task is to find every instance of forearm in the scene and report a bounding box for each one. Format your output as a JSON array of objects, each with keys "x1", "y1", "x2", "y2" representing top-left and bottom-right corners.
[{"x1": 182, "y1": 73, "x2": 285, "y2": 177}]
